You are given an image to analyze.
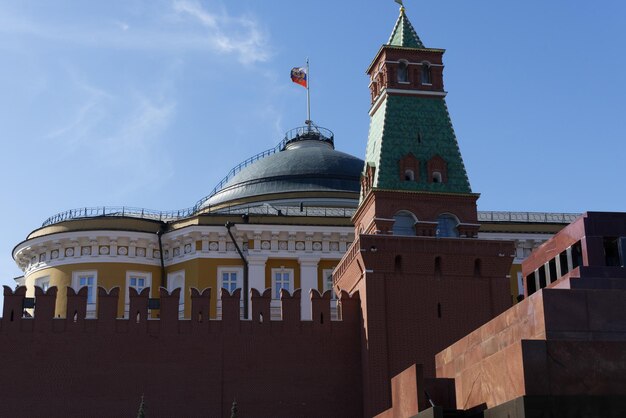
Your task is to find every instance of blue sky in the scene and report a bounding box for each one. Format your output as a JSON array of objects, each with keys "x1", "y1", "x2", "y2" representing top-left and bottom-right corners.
[{"x1": 1, "y1": 0, "x2": 625, "y2": 285}]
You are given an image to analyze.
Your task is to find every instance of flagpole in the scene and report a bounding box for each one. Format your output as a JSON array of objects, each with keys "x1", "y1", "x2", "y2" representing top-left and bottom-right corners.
[{"x1": 306, "y1": 58, "x2": 311, "y2": 128}]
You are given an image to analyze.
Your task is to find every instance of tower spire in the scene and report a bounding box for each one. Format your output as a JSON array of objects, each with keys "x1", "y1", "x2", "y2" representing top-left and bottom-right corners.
[{"x1": 388, "y1": 4, "x2": 424, "y2": 48}]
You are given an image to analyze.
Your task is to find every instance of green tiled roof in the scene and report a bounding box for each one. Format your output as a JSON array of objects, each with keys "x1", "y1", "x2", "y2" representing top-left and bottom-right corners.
[
  {"x1": 388, "y1": 9, "x2": 425, "y2": 48},
  {"x1": 364, "y1": 95, "x2": 472, "y2": 194}
]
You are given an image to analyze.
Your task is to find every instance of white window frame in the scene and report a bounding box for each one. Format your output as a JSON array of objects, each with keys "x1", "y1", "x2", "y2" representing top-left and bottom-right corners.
[
  {"x1": 125, "y1": 271, "x2": 152, "y2": 307},
  {"x1": 34, "y1": 275, "x2": 51, "y2": 293},
  {"x1": 271, "y1": 267, "x2": 294, "y2": 300},
  {"x1": 72, "y1": 270, "x2": 98, "y2": 317},
  {"x1": 322, "y1": 269, "x2": 336, "y2": 299},
  {"x1": 217, "y1": 266, "x2": 244, "y2": 318},
  {"x1": 218, "y1": 267, "x2": 243, "y2": 298},
  {"x1": 167, "y1": 270, "x2": 185, "y2": 318}
]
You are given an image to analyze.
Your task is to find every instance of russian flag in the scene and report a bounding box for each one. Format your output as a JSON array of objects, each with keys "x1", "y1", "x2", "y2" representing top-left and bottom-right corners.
[{"x1": 291, "y1": 67, "x2": 307, "y2": 88}]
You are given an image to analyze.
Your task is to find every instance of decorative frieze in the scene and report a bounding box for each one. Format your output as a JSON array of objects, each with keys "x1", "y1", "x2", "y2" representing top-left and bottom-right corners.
[{"x1": 14, "y1": 225, "x2": 356, "y2": 275}]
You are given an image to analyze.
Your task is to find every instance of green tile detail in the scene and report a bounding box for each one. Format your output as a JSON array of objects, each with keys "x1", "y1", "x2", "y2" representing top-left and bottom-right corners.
[
  {"x1": 388, "y1": 9, "x2": 425, "y2": 48},
  {"x1": 364, "y1": 95, "x2": 472, "y2": 194}
]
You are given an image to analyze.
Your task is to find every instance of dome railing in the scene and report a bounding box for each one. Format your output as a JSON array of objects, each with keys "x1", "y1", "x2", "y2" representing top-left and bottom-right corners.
[
  {"x1": 282, "y1": 125, "x2": 334, "y2": 149},
  {"x1": 192, "y1": 146, "x2": 280, "y2": 211},
  {"x1": 192, "y1": 125, "x2": 334, "y2": 211}
]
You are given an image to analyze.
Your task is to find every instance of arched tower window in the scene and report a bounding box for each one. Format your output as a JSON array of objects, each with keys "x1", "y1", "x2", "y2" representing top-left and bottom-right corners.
[
  {"x1": 397, "y1": 60, "x2": 409, "y2": 83},
  {"x1": 436, "y1": 214, "x2": 459, "y2": 238},
  {"x1": 432, "y1": 171, "x2": 442, "y2": 183},
  {"x1": 421, "y1": 62, "x2": 432, "y2": 85},
  {"x1": 404, "y1": 169, "x2": 415, "y2": 181},
  {"x1": 392, "y1": 211, "x2": 417, "y2": 236}
]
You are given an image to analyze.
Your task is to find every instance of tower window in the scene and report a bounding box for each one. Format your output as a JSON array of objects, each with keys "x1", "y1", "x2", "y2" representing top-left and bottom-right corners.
[
  {"x1": 392, "y1": 211, "x2": 417, "y2": 236},
  {"x1": 404, "y1": 169, "x2": 415, "y2": 181},
  {"x1": 397, "y1": 60, "x2": 408, "y2": 83},
  {"x1": 421, "y1": 62, "x2": 432, "y2": 85},
  {"x1": 432, "y1": 171, "x2": 442, "y2": 183},
  {"x1": 436, "y1": 214, "x2": 460, "y2": 238}
]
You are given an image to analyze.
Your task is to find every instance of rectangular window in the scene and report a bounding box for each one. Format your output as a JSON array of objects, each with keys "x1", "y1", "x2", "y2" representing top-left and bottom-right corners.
[
  {"x1": 216, "y1": 267, "x2": 244, "y2": 319},
  {"x1": 129, "y1": 276, "x2": 146, "y2": 291},
  {"x1": 323, "y1": 269, "x2": 336, "y2": 300},
  {"x1": 73, "y1": 271, "x2": 97, "y2": 304},
  {"x1": 167, "y1": 270, "x2": 185, "y2": 318},
  {"x1": 35, "y1": 276, "x2": 50, "y2": 293},
  {"x1": 125, "y1": 271, "x2": 152, "y2": 310},
  {"x1": 222, "y1": 272, "x2": 238, "y2": 293},
  {"x1": 272, "y1": 269, "x2": 293, "y2": 299},
  {"x1": 217, "y1": 267, "x2": 243, "y2": 300},
  {"x1": 72, "y1": 271, "x2": 98, "y2": 318},
  {"x1": 80, "y1": 276, "x2": 96, "y2": 302}
]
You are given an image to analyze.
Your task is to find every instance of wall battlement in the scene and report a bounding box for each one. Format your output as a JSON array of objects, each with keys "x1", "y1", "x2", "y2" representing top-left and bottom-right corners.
[{"x1": 1, "y1": 285, "x2": 360, "y2": 336}]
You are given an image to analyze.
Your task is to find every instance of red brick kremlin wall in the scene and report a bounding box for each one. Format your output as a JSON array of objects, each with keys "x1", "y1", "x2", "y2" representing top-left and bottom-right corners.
[{"x1": 0, "y1": 286, "x2": 363, "y2": 418}]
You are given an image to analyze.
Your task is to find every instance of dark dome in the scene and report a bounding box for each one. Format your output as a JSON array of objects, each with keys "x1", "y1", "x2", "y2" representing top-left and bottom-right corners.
[{"x1": 204, "y1": 140, "x2": 364, "y2": 208}]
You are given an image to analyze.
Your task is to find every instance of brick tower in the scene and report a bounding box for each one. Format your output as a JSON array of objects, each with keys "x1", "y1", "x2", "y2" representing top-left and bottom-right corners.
[{"x1": 334, "y1": 6, "x2": 516, "y2": 417}]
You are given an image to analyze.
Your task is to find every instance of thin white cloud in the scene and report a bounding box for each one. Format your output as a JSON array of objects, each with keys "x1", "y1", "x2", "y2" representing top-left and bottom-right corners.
[
  {"x1": 0, "y1": 1, "x2": 271, "y2": 64},
  {"x1": 113, "y1": 20, "x2": 130, "y2": 31},
  {"x1": 41, "y1": 69, "x2": 177, "y2": 198},
  {"x1": 45, "y1": 76, "x2": 112, "y2": 150},
  {"x1": 97, "y1": 95, "x2": 177, "y2": 197},
  {"x1": 172, "y1": 0, "x2": 218, "y2": 29},
  {"x1": 172, "y1": 0, "x2": 270, "y2": 64}
]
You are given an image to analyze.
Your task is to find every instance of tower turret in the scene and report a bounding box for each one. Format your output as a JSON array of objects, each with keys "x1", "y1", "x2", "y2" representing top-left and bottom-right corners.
[
  {"x1": 356, "y1": 7, "x2": 477, "y2": 238},
  {"x1": 333, "y1": 8, "x2": 514, "y2": 416}
]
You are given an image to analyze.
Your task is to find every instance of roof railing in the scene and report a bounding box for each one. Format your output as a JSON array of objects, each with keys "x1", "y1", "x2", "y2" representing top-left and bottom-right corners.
[
  {"x1": 477, "y1": 211, "x2": 581, "y2": 223},
  {"x1": 41, "y1": 204, "x2": 356, "y2": 227},
  {"x1": 41, "y1": 207, "x2": 581, "y2": 228}
]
